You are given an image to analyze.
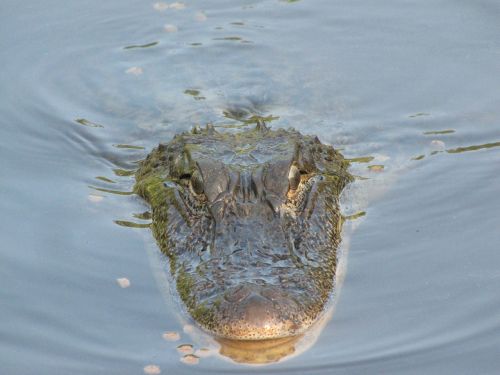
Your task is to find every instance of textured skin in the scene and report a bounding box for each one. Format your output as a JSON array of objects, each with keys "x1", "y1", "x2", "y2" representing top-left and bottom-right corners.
[{"x1": 134, "y1": 124, "x2": 352, "y2": 340}]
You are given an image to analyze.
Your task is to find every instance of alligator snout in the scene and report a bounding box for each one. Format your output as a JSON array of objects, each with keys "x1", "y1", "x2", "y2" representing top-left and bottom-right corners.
[{"x1": 216, "y1": 284, "x2": 307, "y2": 340}]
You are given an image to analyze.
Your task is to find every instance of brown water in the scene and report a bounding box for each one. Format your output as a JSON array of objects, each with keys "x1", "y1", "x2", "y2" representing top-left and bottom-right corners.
[{"x1": 1, "y1": 0, "x2": 499, "y2": 373}]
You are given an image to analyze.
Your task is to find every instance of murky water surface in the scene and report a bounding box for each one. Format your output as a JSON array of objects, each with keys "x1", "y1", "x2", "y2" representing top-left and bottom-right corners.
[{"x1": 1, "y1": 0, "x2": 499, "y2": 373}]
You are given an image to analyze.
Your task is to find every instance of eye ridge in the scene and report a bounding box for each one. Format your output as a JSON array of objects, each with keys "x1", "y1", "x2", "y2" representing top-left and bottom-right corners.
[
  {"x1": 288, "y1": 164, "x2": 301, "y2": 191},
  {"x1": 189, "y1": 170, "x2": 205, "y2": 196},
  {"x1": 286, "y1": 170, "x2": 317, "y2": 212}
]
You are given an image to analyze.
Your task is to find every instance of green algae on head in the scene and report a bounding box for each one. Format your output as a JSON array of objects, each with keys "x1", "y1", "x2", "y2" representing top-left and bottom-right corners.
[{"x1": 134, "y1": 123, "x2": 352, "y2": 340}]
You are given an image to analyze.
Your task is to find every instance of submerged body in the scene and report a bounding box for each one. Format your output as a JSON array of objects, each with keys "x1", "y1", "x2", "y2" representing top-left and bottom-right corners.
[{"x1": 134, "y1": 124, "x2": 351, "y2": 340}]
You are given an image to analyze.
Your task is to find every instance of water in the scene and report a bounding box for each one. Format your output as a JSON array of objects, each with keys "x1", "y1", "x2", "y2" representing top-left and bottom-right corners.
[{"x1": 1, "y1": 0, "x2": 499, "y2": 373}]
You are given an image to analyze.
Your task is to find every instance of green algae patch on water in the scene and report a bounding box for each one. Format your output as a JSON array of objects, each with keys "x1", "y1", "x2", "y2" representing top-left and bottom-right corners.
[
  {"x1": 213, "y1": 36, "x2": 242, "y2": 41},
  {"x1": 368, "y1": 164, "x2": 384, "y2": 172},
  {"x1": 75, "y1": 118, "x2": 104, "y2": 128},
  {"x1": 423, "y1": 129, "x2": 455, "y2": 135},
  {"x1": 347, "y1": 156, "x2": 375, "y2": 163},
  {"x1": 184, "y1": 89, "x2": 200, "y2": 96},
  {"x1": 95, "y1": 176, "x2": 116, "y2": 184},
  {"x1": 409, "y1": 112, "x2": 430, "y2": 118},
  {"x1": 133, "y1": 211, "x2": 152, "y2": 220},
  {"x1": 446, "y1": 141, "x2": 500, "y2": 154},
  {"x1": 113, "y1": 144, "x2": 145, "y2": 150},
  {"x1": 124, "y1": 41, "x2": 159, "y2": 50},
  {"x1": 113, "y1": 168, "x2": 136, "y2": 177},
  {"x1": 88, "y1": 186, "x2": 134, "y2": 196},
  {"x1": 344, "y1": 211, "x2": 366, "y2": 221},
  {"x1": 184, "y1": 89, "x2": 206, "y2": 100},
  {"x1": 114, "y1": 220, "x2": 151, "y2": 229}
]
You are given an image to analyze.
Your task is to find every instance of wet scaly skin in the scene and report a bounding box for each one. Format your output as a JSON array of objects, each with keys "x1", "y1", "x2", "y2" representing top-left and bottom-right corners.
[{"x1": 134, "y1": 123, "x2": 352, "y2": 340}]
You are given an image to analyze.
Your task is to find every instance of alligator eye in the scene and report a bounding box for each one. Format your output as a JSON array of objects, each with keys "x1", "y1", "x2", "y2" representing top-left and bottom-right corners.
[
  {"x1": 190, "y1": 170, "x2": 204, "y2": 195},
  {"x1": 288, "y1": 164, "x2": 301, "y2": 191}
]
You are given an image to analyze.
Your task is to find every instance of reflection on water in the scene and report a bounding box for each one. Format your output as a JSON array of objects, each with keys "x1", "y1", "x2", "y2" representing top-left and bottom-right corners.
[
  {"x1": 1, "y1": 0, "x2": 500, "y2": 373},
  {"x1": 217, "y1": 336, "x2": 300, "y2": 364}
]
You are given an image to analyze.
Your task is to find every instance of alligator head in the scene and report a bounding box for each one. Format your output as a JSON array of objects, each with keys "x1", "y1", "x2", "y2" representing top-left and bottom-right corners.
[{"x1": 134, "y1": 123, "x2": 352, "y2": 340}]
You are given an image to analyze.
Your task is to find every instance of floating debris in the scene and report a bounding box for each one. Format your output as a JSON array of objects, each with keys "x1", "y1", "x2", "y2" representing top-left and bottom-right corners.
[
  {"x1": 368, "y1": 165, "x2": 384, "y2": 172},
  {"x1": 430, "y1": 140, "x2": 446, "y2": 151},
  {"x1": 153, "y1": 2, "x2": 169, "y2": 11},
  {"x1": 195, "y1": 11, "x2": 207, "y2": 21},
  {"x1": 169, "y1": 2, "x2": 186, "y2": 9},
  {"x1": 164, "y1": 24, "x2": 178, "y2": 33},
  {"x1": 412, "y1": 154, "x2": 425, "y2": 161},
  {"x1": 116, "y1": 278, "x2": 131, "y2": 288},
  {"x1": 87, "y1": 194, "x2": 104, "y2": 203},
  {"x1": 181, "y1": 354, "x2": 199, "y2": 365},
  {"x1": 177, "y1": 344, "x2": 194, "y2": 354},
  {"x1": 125, "y1": 66, "x2": 143, "y2": 76},
  {"x1": 143, "y1": 364, "x2": 161, "y2": 374},
  {"x1": 162, "y1": 331, "x2": 180, "y2": 341}
]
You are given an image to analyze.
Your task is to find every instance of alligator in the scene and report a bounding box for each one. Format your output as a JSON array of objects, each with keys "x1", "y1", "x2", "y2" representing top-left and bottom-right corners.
[{"x1": 134, "y1": 122, "x2": 352, "y2": 340}]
